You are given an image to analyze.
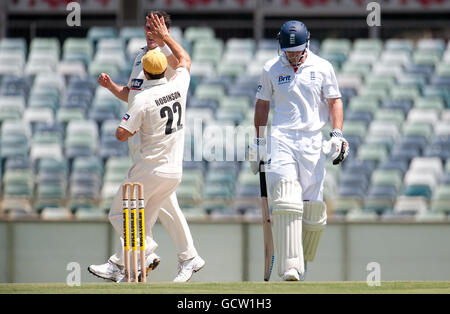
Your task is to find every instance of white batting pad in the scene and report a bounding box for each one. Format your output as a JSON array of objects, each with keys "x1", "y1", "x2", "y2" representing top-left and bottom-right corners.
[
  {"x1": 302, "y1": 201, "x2": 327, "y2": 262},
  {"x1": 273, "y1": 212, "x2": 305, "y2": 277},
  {"x1": 270, "y1": 178, "x2": 303, "y2": 214}
]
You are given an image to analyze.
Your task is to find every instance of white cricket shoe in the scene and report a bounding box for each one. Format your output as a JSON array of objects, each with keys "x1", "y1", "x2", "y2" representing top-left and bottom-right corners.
[
  {"x1": 88, "y1": 260, "x2": 124, "y2": 282},
  {"x1": 173, "y1": 256, "x2": 205, "y2": 282},
  {"x1": 282, "y1": 268, "x2": 300, "y2": 281}
]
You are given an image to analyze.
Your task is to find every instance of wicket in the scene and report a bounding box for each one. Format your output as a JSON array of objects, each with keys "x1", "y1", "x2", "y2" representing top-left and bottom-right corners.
[{"x1": 122, "y1": 182, "x2": 146, "y2": 283}]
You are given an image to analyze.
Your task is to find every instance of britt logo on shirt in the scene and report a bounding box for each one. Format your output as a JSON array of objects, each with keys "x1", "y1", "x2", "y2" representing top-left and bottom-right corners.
[
  {"x1": 131, "y1": 79, "x2": 143, "y2": 90},
  {"x1": 277, "y1": 74, "x2": 291, "y2": 85},
  {"x1": 122, "y1": 114, "x2": 130, "y2": 121}
]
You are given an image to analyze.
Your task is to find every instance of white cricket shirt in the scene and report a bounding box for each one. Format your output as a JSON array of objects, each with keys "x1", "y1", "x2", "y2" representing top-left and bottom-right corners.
[
  {"x1": 127, "y1": 46, "x2": 176, "y2": 162},
  {"x1": 120, "y1": 67, "x2": 190, "y2": 175},
  {"x1": 256, "y1": 50, "x2": 341, "y2": 132},
  {"x1": 127, "y1": 46, "x2": 176, "y2": 92}
]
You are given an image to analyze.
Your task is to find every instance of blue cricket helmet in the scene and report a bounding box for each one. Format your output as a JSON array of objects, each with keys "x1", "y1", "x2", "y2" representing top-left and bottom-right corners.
[{"x1": 278, "y1": 20, "x2": 310, "y2": 52}]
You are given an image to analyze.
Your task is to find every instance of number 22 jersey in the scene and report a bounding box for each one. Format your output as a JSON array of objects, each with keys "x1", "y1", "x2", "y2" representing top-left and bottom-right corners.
[{"x1": 119, "y1": 67, "x2": 190, "y2": 176}]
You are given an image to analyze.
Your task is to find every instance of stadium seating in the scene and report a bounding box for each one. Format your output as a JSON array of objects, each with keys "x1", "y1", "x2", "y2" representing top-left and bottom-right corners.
[{"x1": 1, "y1": 30, "x2": 450, "y2": 222}]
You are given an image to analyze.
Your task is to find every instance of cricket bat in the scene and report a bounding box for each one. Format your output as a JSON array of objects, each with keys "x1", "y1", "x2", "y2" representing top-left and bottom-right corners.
[{"x1": 259, "y1": 161, "x2": 274, "y2": 281}]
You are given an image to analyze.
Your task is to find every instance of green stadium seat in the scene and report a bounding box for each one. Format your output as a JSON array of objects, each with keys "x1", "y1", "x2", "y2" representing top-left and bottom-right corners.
[
  {"x1": 192, "y1": 39, "x2": 223, "y2": 64},
  {"x1": 222, "y1": 50, "x2": 253, "y2": 66},
  {"x1": 32, "y1": 132, "x2": 63, "y2": 146},
  {"x1": 356, "y1": 143, "x2": 389, "y2": 164},
  {"x1": 390, "y1": 85, "x2": 420, "y2": 102},
  {"x1": 422, "y1": 86, "x2": 450, "y2": 108},
  {"x1": 413, "y1": 51, "x2": 441, "y2": 66},
  {"x1": 320, "y1": 52, "x2": 347, "y2": 67},
  {"x1": 341, "y1": 63, "x2": 371, "y2": 78},
  {"x1": 0, "y1": 103, "x2": 22, "y2": 122},
  {"x1": 87, "y1": 27, "x2": 117, "y2": 45},
  {"x1": 371, "y1": 169, "x2": 403, "y2": 192},
  {"x1": 432, "y1": 184, "x2": 450, "y2": 201},
  {"x1": 63, "y1": 38, "x2": 94, "y2": 57},
  {"x1": 345, "y1": 209, "x2": 378, "y2": 222},
  {"x1": 353, "y1": 38, "x2": 383, "y2": 53},
  {"x1": 342, "y1": 120, "x2": 367, "y2": 138},
  {"x1": 119, "y1": 27, "x2": 145, "y2": 43},
  {"x1": 0, "y1": 38, "x2": 27, "y2": 55},
  {"x1": 373, "y1": 109, "x2": 404, "y2": 127},
  {"x1": 402, "y1": 185, "x2": 432, "y2": 199},
  {"x1": 30, "y1": 38, "x2": 60, "y2": 56},
  {"x1": 364, "y1": 75, "x2": 396, "y2": 90},
  {"x1": 417, "y1": 39, "x2": 446, "y2": 53},
  {"x1": 216, "y1": 63, "x2": 245, "y2": 78},
  {"x1": 348, "y1": 51, "x2": 378, "y2": 65},
  {"x1": 402, "y1": 122, "x2": 433, "y2": 140},
  {"x1": 414, "y1": 97, "x2": 445, "y2": 111},
  {"x1": 435, "y1": 63, "x2": 450, "y2": 77},
  {"x1": 194, "y1": 84, "x2": 226, "y2": 102},
  {"x1": 385, "y1": 39, "x2": 414, "y2": 53},
  {"x1": 414, "y1": 211, "x2": 447, "y2": 222},
  {"x1": 363, "y1": 197, "x2": 394, "y2": 214},
  {"x1": 56, "y1": 108, "x2": 85, "y2": 124},
  {"x1": 321, "y1": 39, "x2": 352, "y2": 56},
  {"x1": 88, "y1": 61, "x2": 120, "y2": 77},
  {"x1": 184, "y1": 27, "x2": 215, "y2": 43},
  {"x1": 330, "y1": 197, "x2": 362, "y2": 215},
  {"x1": 62, "y1": 51, "x2": 92, "y2": 67},
  {"x1": 380, "y1": 51, "x2": 411, "y2": 66},
  {"x1": 347, "y1": 96, "x2": 379, "y2": 114},
  {"x1": 72, "y1": 156, "x2": 103, "y2": 177},
  {"x1": 397, "y1": 75, "x2": 427, "y2": 89},
  {"x1": 358, "y1": 86, "x2": 388, "y2": 101},
  {"x1": 430, "y1": 199, "x2": 450, "y2": 214}
]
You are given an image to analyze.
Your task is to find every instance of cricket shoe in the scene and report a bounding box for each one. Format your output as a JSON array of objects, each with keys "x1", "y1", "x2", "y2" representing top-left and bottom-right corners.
[
  {"x1": 173, "y1": 255, "x2": 205, "y2": 282},
  {"x1": 88, "y1": 260, "x2": 125, "y2": 282},
  {"x1": 282, "y1": 268, "x2": 300, "y2": 281}
]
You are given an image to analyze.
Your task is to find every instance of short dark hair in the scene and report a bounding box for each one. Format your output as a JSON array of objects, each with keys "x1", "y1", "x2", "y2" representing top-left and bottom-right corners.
[
  {"x1": 144, "y1": 69, "x2": 166, "y2": 80},
  {"x1": 146, "y1": 10, "x2": 171, "y2": 29}
]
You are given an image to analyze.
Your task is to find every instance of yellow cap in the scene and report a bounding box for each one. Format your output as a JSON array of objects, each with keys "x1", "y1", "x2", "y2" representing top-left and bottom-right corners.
[{"x1": 142, "y1": 49, "x2": 167, "y2": 75}]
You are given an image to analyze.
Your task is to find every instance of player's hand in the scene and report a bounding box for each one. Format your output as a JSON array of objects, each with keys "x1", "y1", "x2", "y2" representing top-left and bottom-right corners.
[
  {"x1": 248, "y1": 138, "x2": 267, "y2": 174},
  {"x1": 322, "y1": 129, "x2": 349, "y2": 165},
  {"x1": 146, "y1": 13, "x2": 169, "y2": 43},
  {"x1": 98, "y1": 73, "x2": 112, "y2": 89}
]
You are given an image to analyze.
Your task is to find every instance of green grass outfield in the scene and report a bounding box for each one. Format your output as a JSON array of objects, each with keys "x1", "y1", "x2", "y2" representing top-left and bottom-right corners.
[{"x1": 0, "y1": 281, "x2": 449, "y2": 294}]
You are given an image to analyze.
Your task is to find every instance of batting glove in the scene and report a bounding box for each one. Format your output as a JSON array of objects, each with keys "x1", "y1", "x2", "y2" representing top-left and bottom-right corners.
[
  {"x1": 322, "y1": 129, "x2": 349, "y2": 165},
  {"x1": 248, "y1": 137, "x2": 267, "y2": 174}
]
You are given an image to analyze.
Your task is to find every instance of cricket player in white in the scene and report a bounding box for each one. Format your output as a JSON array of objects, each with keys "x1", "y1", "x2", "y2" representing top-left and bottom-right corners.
[
  {"x1": 249, "y1": 20, "x2": 349, "y2": 281},
  {"x1": 89, "y1": 13, "x2": 204, "y2": 282}
]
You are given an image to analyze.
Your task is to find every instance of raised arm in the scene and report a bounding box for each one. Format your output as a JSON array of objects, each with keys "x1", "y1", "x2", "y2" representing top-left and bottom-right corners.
[{"x1": 146, "y1": 14, "x2": 191, "y2": 72}]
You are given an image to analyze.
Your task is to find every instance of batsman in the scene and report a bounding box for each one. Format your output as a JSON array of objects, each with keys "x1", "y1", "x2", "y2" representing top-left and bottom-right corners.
[{"x1": 249, "y1": 20, "x2": 349, "y2": 281}]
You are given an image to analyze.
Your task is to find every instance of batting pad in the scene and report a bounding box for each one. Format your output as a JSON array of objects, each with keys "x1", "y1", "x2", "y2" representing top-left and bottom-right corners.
[
  {"x1": 270, "y1": 179, "x2": 303, "y2": 214},
  {"x1": 271, "y1": 179, "x2": 304, "y2": 276},
  {"x1": 302, "y1": 201, "x2": 327, "y2": 262},
  {"x1": 273, "y1": 212, "x2": 304, "y2": 276}
]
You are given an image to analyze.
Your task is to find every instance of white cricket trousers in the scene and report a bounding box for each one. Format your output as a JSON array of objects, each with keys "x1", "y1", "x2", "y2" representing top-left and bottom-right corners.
[
  {"x1": 266, "y1": 128, "x2": 326, "y2": 201},
  {"x1": 108, "y1": 159, "x2": 197, "y2": 266}
]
